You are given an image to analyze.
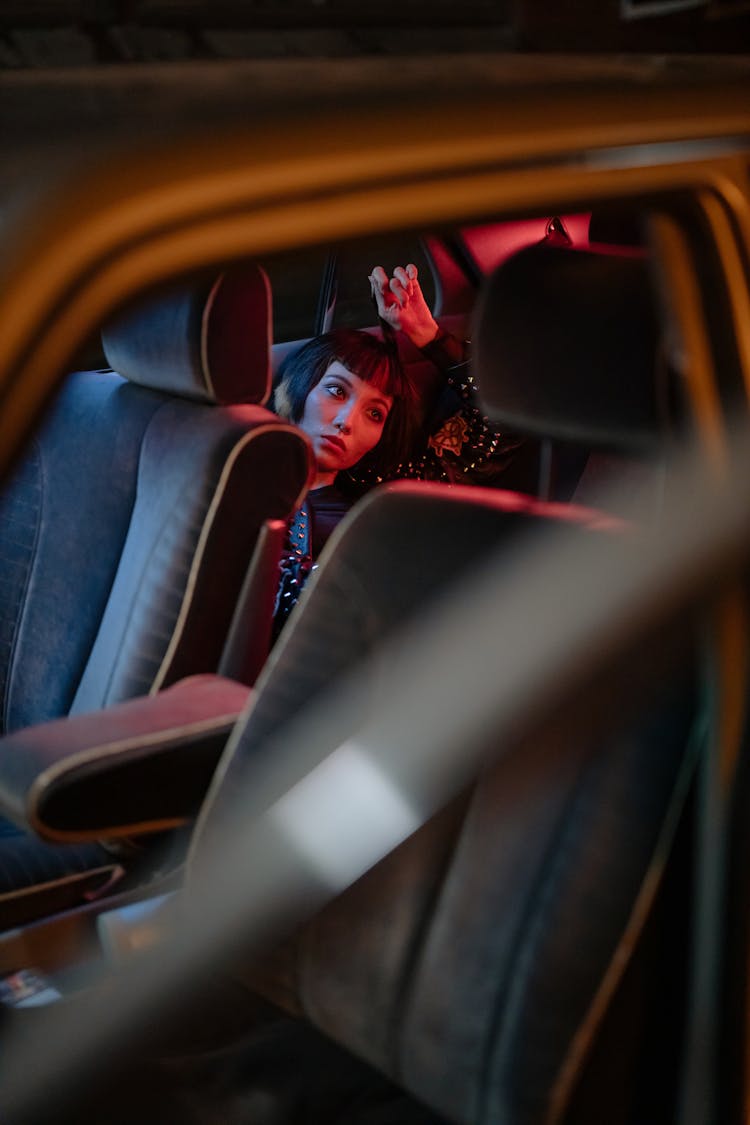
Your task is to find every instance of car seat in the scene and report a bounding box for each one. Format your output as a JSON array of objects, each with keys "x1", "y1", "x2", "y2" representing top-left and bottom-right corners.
[{"x1": 0, "y1": 264, "x2": 312, "y2": 917}]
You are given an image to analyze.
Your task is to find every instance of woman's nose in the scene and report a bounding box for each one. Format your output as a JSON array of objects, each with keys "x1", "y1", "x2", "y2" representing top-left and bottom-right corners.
[{"x1": 334, "y1": 405, "x2": 353, "y2": 433}]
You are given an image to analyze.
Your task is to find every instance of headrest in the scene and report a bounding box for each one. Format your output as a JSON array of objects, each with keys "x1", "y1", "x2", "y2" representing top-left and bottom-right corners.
[
  {"x1": 588, "y1": 205, "x2": 647, "y2": 249},
  {"x1": 102, "y1": 263, "x2": 272, "y2": 406},
  {"x1": 473, "y1": 243, "x2": 665, "y2": 454}
]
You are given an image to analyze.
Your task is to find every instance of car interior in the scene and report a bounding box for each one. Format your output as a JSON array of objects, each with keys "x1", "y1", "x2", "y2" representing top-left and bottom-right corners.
[
  {"x1": 0, "y1": 187, "x2": 747, "y2": 1125},
  {"x1": 0, "y1": 212, "x2": 607, "y2": 921}
]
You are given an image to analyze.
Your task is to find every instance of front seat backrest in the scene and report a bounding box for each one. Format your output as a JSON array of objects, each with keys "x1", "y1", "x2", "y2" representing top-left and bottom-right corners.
[
  {"x1": 0, "y1": 265, "x2": 312, "y2": 733},
  {"x1": 187, "y1": 243, "x2": 698, "y2": 1125}
]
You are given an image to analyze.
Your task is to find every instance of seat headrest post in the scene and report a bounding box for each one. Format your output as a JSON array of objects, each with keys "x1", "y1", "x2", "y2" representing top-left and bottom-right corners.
[{"x1": 474, "y1": 243, "x2": 665, "y2": 454}]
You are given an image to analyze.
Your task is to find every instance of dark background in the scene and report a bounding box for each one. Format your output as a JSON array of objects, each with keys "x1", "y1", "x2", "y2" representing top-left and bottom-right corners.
[{"x1": 0, "y1": 0, "x2": 748, "y2": 68}]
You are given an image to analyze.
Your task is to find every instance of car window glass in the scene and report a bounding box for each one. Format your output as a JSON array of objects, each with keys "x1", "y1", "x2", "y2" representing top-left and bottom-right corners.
[
  {"x1": 261, "y1": 247, "x2": 330, "y2": 341},
  {"x1": 460, "y1": 214, "x2": 591, "y2": 273},
  {"x1": 331, "y1": 234, "x2": 435, "y2": 329}
]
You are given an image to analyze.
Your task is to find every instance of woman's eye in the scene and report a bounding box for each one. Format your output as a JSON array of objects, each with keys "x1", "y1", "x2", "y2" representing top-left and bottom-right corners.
[
  {"x1": 326, "y1": 383, "x2": 345, "y2": 399},
  {"x1": 369, "y1": 408, "x2": 385, "y2": 424}
]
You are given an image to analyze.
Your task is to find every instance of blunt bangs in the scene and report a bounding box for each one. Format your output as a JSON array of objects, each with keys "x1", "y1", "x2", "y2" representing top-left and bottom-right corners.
[
  {"x1": 330, "y1": 333, "x2": 400, "y2": 397},
  {"x1": 273, "y1": 329, "x2": 418, "y2": 477}
]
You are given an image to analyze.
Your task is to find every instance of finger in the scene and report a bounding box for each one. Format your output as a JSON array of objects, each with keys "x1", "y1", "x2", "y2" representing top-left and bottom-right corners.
[
  {"x1": 370, "y1": 268, "x2": 398, "y2": 313},
  {"x1": 369, "y1": 266, "x2": 388, "y2": 294},
  {"x1": 406, "y1": 263, "x2": 419, "y2": 281},
  {"x1": 393, "y1": 266, "x2": 412, "y2": 293},
  {"x1": 389, "y1": 276, "x2": 408, "y2": 307}
]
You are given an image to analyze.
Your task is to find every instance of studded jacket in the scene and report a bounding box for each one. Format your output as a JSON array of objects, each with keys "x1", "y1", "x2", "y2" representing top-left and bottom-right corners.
[
  {"x1": 348, "y1": 331, "x2": 527, "y2": 490},
  {"x1": 272, "y1": 332, "x2": 531, "y2": 639}
]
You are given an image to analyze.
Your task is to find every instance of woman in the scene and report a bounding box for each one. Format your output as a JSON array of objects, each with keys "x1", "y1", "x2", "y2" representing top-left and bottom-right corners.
[
  {"x1": 271, "y1": 324, "x2": 417, "y2": 635},
  {"x1": 271, "y1": 263, "x2": 527, "y2": 635}
]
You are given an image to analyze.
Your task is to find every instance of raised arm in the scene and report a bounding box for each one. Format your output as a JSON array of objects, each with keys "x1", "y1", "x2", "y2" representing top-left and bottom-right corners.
[
  {"x1": 360, "y1": 263, "x2": 532, "y2": 492},
  {"x1": 369, "y1": 263, "x2": 440, "y2": 350}
]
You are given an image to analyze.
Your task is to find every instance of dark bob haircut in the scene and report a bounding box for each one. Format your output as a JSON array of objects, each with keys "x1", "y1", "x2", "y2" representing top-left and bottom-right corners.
[{"x1": 273, "y1": 329, "x2": 418, "y2": 478}]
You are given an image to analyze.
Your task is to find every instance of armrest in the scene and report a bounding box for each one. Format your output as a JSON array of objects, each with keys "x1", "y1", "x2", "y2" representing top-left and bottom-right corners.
[{"x1": 0, "y1": 675, "x2": 252, "y2": 843}]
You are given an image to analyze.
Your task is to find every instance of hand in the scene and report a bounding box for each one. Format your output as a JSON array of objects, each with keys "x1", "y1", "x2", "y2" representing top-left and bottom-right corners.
[{"x1": 369, "y1": 263, "x2": 439, "y2": 350}]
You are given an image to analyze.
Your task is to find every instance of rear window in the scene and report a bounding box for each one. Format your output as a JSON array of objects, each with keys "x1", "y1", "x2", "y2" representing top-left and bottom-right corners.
[
  {"x1": 261, "y1": 234, "x2": 436, "y2": 342},
  {"x1": 331, "y1": 233, "x2": 436, "y2": 330},
  {"x1": 261, "y1": 247, "x2": 330, "y2": 342},
  {"x1": 460, "y1": 214, "x2": 591, "y2": 274}
]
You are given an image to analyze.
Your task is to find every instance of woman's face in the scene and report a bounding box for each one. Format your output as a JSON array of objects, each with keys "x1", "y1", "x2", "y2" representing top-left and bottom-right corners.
[{"x1": 299, "y1": 360, "x2": 393, "y2": 482}]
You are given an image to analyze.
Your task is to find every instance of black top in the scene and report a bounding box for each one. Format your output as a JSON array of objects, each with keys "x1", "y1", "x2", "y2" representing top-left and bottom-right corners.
[
  {"x1": 307, "y1": 484, "x2": 352, "y2": 557},
  {"x1": 272, "y1": 483, "x2": 353, "y2": 642}
]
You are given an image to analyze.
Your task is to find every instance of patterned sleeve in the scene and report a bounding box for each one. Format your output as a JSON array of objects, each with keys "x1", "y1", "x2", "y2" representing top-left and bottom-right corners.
[{"x1": 389, "y1": 331, "x2": 528, "y2": 487}]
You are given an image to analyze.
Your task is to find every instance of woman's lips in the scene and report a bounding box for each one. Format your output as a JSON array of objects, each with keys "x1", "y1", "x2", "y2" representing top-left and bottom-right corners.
[{"x1": 320, "y1": 434, "x2": 346, "y2": 453}]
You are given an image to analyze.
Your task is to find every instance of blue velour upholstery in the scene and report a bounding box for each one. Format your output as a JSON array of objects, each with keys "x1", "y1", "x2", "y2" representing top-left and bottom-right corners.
[
  {"x1": 0, "y1": 264, "x2": 312, "y2": 903},
  {"x1": 0, "y1": 372, "x2": 163, "y2": 731},
  {"x1": 103, "y1": 265, "x2": 273, "y2": 405},
  {"x1": 69, "y1": 401, "x2": 304, "y2": 712}
]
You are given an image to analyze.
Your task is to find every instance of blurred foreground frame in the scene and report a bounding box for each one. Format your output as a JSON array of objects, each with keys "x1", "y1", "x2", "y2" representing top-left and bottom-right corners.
[{"x1": 2, "y1": 419, "x2": 750, "y2": 1125}]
